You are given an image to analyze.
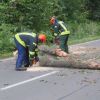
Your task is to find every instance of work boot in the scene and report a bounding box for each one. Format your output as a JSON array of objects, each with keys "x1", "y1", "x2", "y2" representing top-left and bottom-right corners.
[{"x1": 15, "y1": 67, "x2": 27, "y2": 71}]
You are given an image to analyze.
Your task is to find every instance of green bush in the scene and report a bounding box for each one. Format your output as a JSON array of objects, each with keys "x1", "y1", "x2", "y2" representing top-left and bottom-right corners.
[{"x1": 0, "y1": 23, "x2": 16, "y2": 53}]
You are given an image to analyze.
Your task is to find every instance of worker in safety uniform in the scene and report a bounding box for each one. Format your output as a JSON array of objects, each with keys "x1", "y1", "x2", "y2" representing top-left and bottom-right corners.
[
  {"x1": 14, "y1": 32, "x2": 46, "y2": 71},
  {"x1": 50, "y1": 16, "x2": 70, "y2": 53}
]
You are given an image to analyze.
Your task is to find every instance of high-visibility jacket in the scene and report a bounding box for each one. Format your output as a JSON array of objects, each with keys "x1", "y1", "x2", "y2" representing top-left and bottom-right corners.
[
  {"x1": 15, "y1": 32, "x2": 38, "y2": 58},
  {"x1": 50, "y1": 20, "x2": 70, "y2": 37}
]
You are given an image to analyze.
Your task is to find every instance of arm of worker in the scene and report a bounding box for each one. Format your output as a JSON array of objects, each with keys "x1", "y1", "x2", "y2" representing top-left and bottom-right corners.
[
  {"x1": 34, "y1": 47, "x2": 39, "y2": 62},
  {"x1": 29, "y1": 43, "x2": 39, "y2": 66},
  {"x1": 50, "y1": 25, "x2": 60, "y2": 44}
]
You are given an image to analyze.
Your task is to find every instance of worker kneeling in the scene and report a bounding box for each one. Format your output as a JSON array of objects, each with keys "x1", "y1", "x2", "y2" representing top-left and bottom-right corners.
[{"x1": 14, "y1": 32, "x2": 46, "y2": 71}]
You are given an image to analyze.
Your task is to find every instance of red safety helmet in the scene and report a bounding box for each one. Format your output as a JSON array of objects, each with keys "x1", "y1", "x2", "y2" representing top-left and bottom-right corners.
[
  {"x1": 50, "y1": 17, "x2": 56, "y2": 25},
  {"x1": 38, "y1": 34, "x2": 46, "y2": 43}
]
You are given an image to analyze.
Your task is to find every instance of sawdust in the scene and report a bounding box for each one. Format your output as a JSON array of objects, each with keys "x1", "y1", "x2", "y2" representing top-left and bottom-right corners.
[
  {"x1": 27, "y1": 63, "x2": 54, "y2": 72},
  {"x1": 27, "y1": 67, "x2": 54, "y2": 72}
]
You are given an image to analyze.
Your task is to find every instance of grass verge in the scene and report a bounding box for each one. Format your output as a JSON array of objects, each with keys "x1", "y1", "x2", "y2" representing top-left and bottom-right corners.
[
  {"x1": 0, "y1": 52, "x2": 13, "y2": 59},
  {"x1": 69, "y1": 35, "x2": 100, "y2": 45}
]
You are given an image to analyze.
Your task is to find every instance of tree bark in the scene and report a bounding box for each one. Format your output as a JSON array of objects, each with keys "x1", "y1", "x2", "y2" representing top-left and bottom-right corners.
[{"x1": 39, "y1": 45, "x2": 100, "y2": 70}]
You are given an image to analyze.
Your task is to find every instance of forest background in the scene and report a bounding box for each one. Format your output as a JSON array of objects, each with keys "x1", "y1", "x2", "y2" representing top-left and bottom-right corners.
[{"x1": 0, "y1": 0, "x2": 100, "y2": 57}]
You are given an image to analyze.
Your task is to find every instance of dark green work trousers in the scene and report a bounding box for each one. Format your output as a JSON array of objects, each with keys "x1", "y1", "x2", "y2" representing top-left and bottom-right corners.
[{"x1": 59, "y1": 34, "x2": 69, "y2": 53}]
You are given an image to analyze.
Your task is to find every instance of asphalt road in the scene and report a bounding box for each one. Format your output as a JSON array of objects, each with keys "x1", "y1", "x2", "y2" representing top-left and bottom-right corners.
[{"x1": 0, "y1": 40, "x2": 100, "y2": 100}]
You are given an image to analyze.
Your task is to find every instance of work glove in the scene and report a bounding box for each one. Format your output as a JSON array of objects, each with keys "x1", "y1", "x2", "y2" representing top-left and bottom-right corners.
[
  {"x1": 35, "y1": 56, "x2": 39, "y2": 62},
  {"x1": 29, "y1": 58, "x2": 34, "y2": 66},
  {"x1": 29, "y1": 56, "x2": 39, "y2": 66},
  {"x1": 54, "y1": 36, "x2": 60, "y2": 45}
]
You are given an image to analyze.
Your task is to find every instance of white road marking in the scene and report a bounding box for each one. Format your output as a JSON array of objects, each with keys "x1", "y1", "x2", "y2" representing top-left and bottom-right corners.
[{"x1": 1, "y1": 71, "x2": 58, "y2": 91}]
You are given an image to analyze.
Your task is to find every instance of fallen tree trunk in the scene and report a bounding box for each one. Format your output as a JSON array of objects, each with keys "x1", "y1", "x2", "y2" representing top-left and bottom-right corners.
[{"x1": 39, "y1": 45, "x2": 100, "y2": 70}]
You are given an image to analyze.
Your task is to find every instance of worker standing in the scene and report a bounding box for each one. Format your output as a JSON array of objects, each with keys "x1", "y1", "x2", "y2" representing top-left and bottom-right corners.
[
  {"x1": 50, "y1": 16, "x2": 70, "y2": 53},
  {"x1": 14, "y1": 32, "x2": 46, "y2": 71}
]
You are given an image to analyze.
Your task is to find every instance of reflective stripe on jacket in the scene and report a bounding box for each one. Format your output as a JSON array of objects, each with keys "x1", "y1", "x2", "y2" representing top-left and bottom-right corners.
[
  {"x1": 15, "y1": 32, "x2": 36, "y2": 47},
  {"x1": 15, "y1": 32, "x2": 38, "y2": 57},
  {"x1": 58, "y1": 21, "x2": 70, "y2": 35},
  {"x1": 50, "y1": 21, "x2": 70, "y2": 37},
  {"x1": 15, "y1": 34, "x2": 26, "y2": 47}
]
